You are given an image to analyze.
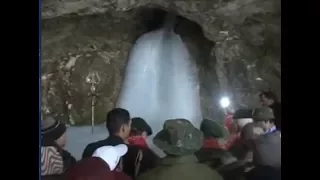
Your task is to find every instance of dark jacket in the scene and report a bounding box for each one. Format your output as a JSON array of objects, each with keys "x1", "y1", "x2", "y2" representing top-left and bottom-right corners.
[
  {"x1": 137, "y1": 155, "x2": 223, "y2": 180},
  {"x1": 246, "y1": 165, "x2": 281, "y2": 180},
  {"x1": 270, "y1": 102, "x2": 281, "y2": 130},
  {"x1": 61, "y1": 149, "x2": 77, "y2": 171},
  {"x1": 82, "y1": 135, "x2": 124, "y2": 159},
  {"x1": 122, "y1": 145, "x2": 160, "y2": 179}
]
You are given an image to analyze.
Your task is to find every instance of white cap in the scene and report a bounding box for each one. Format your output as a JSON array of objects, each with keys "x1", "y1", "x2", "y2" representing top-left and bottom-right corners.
[{"x1": 92, "y1": 144, "x2": 128, "y2": 171}]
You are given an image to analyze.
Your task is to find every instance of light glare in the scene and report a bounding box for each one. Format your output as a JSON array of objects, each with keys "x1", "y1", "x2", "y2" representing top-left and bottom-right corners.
[{"x1": 220, "y1": 97, "x2": 230, "y2": 108}]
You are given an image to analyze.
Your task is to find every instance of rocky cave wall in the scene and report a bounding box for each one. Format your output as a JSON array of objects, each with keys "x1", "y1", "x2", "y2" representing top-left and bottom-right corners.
[{"x1": 42, "y1": 0, "x2": 281, "y2": 124}]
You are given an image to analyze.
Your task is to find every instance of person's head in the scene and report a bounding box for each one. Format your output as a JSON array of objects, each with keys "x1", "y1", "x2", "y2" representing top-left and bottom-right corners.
[
  {"x1": 106, "y1": 108, "x2": 131, "y2": 140},
  {"x1": 200, "y1": 119, "x2": 228, "y2": 139},
  {"x1": 153, "y1": 118, "x2": 203, "y2": 156},
  {"x1": 259, "y1": 90, "x2": 278, "y2": 107},
  {"x1": 252, "y1": 107, "x2": 275, "y2": 131},
  {"x1": 130, "y1": 117, "x2": 152, "y2": 138},
  {"x1": 41, "y1": 117, "x2": 67, "y2": 148},
  {"x1": 232, "y1": 109, "x2": 254, "y2": 131}
]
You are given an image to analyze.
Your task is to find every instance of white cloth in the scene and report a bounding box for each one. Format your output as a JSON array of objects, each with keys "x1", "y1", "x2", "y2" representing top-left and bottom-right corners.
[{"x1": 92, "y1": 144, "x2": 128, "y2": 171}]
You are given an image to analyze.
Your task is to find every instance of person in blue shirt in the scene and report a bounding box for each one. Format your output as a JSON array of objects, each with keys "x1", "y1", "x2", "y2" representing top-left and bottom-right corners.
[{"x1": 247, "y1": 107, "x2": 281, "y2": 180}]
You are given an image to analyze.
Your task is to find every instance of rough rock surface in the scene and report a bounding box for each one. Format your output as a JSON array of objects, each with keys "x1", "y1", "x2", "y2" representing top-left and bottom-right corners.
[{"x1": 42, "y1": 0, "x2": 281, "y2": 124}]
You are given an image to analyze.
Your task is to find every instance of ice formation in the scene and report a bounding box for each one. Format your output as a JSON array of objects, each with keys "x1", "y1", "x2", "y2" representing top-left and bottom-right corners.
[{"x1": 116, "y1": 14, "x2": 202, "y2": 135}]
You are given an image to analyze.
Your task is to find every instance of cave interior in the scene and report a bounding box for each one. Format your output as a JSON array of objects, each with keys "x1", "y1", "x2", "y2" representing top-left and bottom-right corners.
[{"x1": 41, "y1": 3, "x2": 281, "y2": 125}]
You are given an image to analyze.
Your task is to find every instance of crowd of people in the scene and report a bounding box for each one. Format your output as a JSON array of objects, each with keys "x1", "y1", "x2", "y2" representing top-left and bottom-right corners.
[{"x1": 41, "y1": 90, "x2": 281, "y2": 180}]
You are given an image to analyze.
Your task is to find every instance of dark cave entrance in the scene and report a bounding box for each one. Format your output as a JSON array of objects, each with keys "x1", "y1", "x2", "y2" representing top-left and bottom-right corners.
[{"x1": 133, "y1": 7, "x2": 215, "y2": 67}]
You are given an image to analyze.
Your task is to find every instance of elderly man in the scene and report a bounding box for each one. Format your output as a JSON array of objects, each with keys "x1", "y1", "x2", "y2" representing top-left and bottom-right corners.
[
  {"x1": 244, "y1": 107, "x2": 281, "y2": 180},
  {"x1": 246, "y1": 126, "x2": 281, "y2": 180},
  {"x1": 252, "y1": 107, "x2": 279, "y2": 135}
]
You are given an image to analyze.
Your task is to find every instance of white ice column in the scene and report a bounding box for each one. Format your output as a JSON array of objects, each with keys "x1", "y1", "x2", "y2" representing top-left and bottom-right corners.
[{"x1": 116, "y1": 28, "x2": 202, "y2": 134}]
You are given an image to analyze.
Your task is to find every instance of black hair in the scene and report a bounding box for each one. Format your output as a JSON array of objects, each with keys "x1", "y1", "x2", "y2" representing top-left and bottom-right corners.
[
  {"x1": 106, "y1": 108, "x2": 130, "y2": 134},
  {"x1": 130, "y1": 128, "x2": 144, "y2": 136},
  {"x1": 259, "y1": 90, "x2": 278, "y2": 102},
  {"x1": 233, "y1": 109, "x2": 253, "y2": 119},
  {"x1": 130, "y1": 117, "x2": 153, "y2": 136}
]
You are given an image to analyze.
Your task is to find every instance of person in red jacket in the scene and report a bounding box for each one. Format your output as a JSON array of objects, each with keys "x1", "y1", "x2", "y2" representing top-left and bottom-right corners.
[
  {"x1": 126, "y1": 117, "x2": 153, "y2": 148},
  {"x1": 202, "y1": 107, "x2": 258, "y2": 151},
  {"x1": 123, "y1": 117, "x2": 160, "y2": 179},
  {"x1": 196, "y1": 109, "x2": 256, "y2": 163},
  {"x1": 200, "y1": 117, "x2": 239, "y2": 151}
]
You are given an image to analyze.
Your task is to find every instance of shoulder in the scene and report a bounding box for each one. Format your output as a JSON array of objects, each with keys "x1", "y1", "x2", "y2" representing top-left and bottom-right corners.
[
  {"x1": 86, "y1": 139, "x2": 107, "y2": 149},
  {"x1": 142, "y1": 148, "x2": 160, "y2": 159},
  {"x1": 83, "y1": 141, "x2": 96, "y2": 152},
  {"x1": 128, "y1": 145, "x2": 159, "y2": 158},
  {"x1": 41, "y1": 146, "x2": 62, "y2": 161},
  {"x1": 253, "y1": 133, "x2": 281, "y2": 151},
  {"x1": 82, "y1": 140, "x2": 107, "y2": 159},
  {"x1": 259, "y1": 132, "x2": 281, "y2": 142}
]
